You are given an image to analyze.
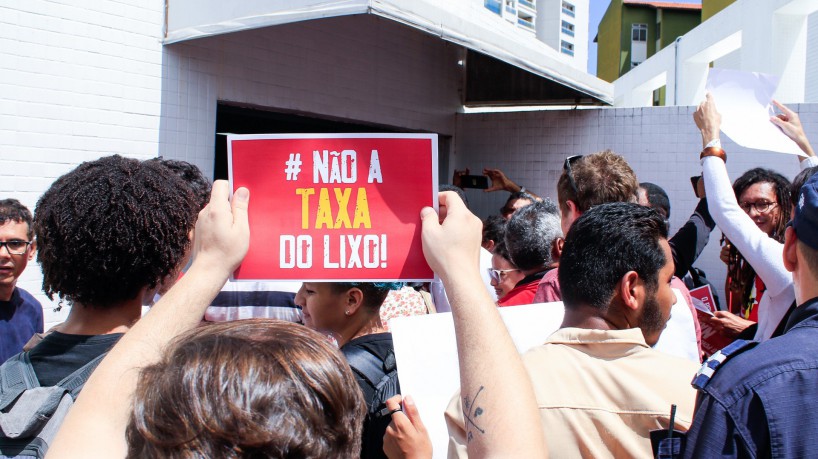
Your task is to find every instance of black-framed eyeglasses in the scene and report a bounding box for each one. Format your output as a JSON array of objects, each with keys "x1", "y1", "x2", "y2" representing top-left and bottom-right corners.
[
  {"x1": 739, "y1": 200, "x2": 777, "y2": 214},
  {"x1": 487, "y1": 268, "x2": 520, "y2": 283},
  {"x1": 563, "y1": 155, "x2": 583, "y2": 198},
  {"x1": 0, "y1": 240, "x2": 31, "y2": 255}
]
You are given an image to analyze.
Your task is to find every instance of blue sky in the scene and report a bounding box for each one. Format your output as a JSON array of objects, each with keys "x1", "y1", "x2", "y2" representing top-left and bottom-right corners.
[
  {"x1": 586, "y1": 0, "x2": 703, "y2": 75},
  {"x1": 587, "y1": 0, "x2": 610, "y2": 74}
]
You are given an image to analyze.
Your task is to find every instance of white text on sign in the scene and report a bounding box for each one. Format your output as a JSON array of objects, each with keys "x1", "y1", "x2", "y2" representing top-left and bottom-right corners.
[{"x1": 280, "y1": 148, "x2": 388, "y2": 270}]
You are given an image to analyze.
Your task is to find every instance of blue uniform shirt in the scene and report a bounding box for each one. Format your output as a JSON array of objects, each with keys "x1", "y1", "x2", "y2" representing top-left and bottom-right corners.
[
  {"x1": 0, "y1": 287, "x2": 44, "y2": 363},
  {"x1": 684, "y1": 297, "x2": 818, "y2": 458}
]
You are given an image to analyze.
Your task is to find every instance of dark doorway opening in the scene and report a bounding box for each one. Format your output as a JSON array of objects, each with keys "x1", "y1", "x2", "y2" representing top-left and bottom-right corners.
[{"x1": 214, "y1": 103, "x2": 449, "y2": 182}]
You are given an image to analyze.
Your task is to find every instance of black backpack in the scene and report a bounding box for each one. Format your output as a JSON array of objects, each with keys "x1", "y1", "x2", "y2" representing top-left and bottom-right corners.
[
  {"x1": 344, "y1": 347, "x2": 400, "y2": 459},
  {"x1": 0, "y1": 352, "x2": 106, "y2": 458}
]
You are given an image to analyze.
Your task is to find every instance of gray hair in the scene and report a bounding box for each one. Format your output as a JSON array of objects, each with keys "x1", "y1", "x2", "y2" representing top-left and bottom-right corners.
[{"x1": 504, "y1": 199, "x2": 562, "y2": 271}]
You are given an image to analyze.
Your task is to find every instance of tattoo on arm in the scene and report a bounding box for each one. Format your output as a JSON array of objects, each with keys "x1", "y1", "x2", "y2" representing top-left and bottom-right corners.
[{"x1": 462, "y1": 386, "x2": 486, "y2": 443}]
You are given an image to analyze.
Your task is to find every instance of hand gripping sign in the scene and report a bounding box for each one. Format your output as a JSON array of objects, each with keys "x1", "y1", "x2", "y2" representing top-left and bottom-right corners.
[{"x1": 228, "y1": 134, "x2": 437, "y2": 281}]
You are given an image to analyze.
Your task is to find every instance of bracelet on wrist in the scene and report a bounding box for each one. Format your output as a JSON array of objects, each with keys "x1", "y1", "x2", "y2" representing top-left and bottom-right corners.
[{"x1": 700, "y1": 146, "x2": 726, "y2": 163}]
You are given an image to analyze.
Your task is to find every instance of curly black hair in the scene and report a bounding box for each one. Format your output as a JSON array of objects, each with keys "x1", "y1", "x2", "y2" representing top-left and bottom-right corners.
[
  {"x1": 34, "y1": 155, "x2": 199, "y2": 308},
  {"x1": 148, "y1": 158, "x2": 211, "y2": 212}
]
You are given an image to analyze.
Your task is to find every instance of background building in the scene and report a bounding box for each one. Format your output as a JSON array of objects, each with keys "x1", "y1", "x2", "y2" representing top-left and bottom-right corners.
[
  {"x1": 701, "y1": 0, "x2": 735, "y2": 21},
  {"x1": 484, "y1": 0, "x2": 589, "y2": 70},
  {"x1": 612, "y1": 0, "x2": 818, "y2": 106},
  {"x1": 596, "y1": 0, "x2": 701, "y2": 86}
]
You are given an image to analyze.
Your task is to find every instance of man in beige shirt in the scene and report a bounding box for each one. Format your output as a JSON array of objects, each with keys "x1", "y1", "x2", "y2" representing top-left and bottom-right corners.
[{"x1": 447, "y1": 203, "x2": 700, "y2": 458}]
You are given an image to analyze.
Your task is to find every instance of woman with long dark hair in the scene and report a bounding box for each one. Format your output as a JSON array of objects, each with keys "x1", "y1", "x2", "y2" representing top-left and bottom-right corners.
[
  {"x1": 695, "y1": 95, "x2": 818, "y2": 341},
  {"x1": 715, "y1": 169, "x2": 791, "y2": 338}
]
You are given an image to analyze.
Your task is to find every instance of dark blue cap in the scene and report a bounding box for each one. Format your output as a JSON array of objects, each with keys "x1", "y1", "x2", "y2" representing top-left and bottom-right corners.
[{"x1": 792, "y1": 173, "x2": 818, "y2": 251}]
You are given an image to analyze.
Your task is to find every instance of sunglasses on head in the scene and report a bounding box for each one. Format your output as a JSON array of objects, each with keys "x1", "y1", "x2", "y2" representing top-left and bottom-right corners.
[{"x1": 563, "y1": 155, "x2": 583, "y2": 198}]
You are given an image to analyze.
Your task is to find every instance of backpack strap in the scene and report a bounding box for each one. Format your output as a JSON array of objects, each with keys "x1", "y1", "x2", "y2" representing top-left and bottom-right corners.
[
  {"x1": 0, "y1": 351, "x2": 108, "y2": 444},
  {"x1": 0, "y1": 352, "x2": 40, "y2": 411},
  {"x1": 55, "y1": 352, "x2": 108, "y2": 398},
  {"x1": 371, "y1": 351, "x2": 397, "y2": 395},
  {"x1": 344, "y1": 346, "x2": 387, "y2": 389},
  {"x1": 688, "y1": 267, "x2": 703, "y2": 286}
]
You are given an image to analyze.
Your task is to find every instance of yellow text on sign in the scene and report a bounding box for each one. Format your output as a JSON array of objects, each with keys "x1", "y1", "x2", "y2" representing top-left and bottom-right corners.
[{"x1": 295, "y1": 187, "x2": 372, "y2": 229}]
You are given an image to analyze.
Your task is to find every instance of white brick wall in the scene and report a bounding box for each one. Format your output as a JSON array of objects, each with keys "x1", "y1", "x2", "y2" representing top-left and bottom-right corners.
[
  {"x1": 456, "y1": 104, "x2": 818, "y2": 306},
  {"x1": 1, "y1": 0, "x2": 166, "y2": 325},
  {"x1": 806, "y1": 11, "x2": 818, "y2": 103}
]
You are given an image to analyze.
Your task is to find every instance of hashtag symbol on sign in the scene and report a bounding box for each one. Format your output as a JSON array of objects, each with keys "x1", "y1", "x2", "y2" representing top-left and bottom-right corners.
[{"x1": 284, "y1": 153, "x2": 302, "y2": 181}]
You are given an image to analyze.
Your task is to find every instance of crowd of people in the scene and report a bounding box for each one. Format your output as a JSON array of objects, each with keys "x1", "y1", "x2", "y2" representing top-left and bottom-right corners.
[{"x1": 0, "y1": 94, "x2": 816, "y2": 458}]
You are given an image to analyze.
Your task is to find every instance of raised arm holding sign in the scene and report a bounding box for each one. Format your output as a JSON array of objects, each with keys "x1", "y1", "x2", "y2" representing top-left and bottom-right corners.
[{"x1": 386, "y1": 191, "x2": 548, "y2": 459}]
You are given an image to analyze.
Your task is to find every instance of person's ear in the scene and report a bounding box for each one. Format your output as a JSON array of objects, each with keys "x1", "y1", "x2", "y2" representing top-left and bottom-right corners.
[
  {"x1": 560, "y1": 201, "x2": 581, "y2": 235},
  {"x1": 483, "y1": 239, "x2": 495, "y2": 252},
  {"x1": 565, "y1": 200, "x2": 579, "y2": 219},
  {"x1": 618, "y1": 271, "x2": 643, "y2": 313},
  {"x1": 553, "y1": 237, "x2": 564, "y2": 260},
  {"x1": 783, "y1": 227, "x2": 798, "y2": 273},
  {"x1": 344, "y1": 287, "x2": 365, "y2": 316},
  {"x1": 27, "y1": 240, "x2": 36, "y2": 261}
]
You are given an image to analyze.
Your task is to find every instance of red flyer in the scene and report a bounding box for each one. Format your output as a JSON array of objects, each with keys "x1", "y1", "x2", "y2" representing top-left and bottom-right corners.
[
  {"x1": 689, "y1": 285, "x2": 733, "y2": 357},
  {"x1": 228, "y1": 134, "x2": 437, "y2": 281},
  {"x1": 689, "y1": 285, "x2": 717, "y2": 313}
]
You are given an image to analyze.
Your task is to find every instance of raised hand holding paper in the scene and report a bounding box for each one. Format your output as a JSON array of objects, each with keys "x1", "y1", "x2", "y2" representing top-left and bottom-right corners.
[{"x1": 705, "y1": 68, "x2": 803, "y2": 155}]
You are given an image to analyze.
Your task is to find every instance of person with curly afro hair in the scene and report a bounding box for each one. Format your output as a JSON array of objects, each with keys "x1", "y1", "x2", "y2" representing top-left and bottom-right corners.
[{"x1": 24, "y1": 154, "x2": 199, "y2": 389}]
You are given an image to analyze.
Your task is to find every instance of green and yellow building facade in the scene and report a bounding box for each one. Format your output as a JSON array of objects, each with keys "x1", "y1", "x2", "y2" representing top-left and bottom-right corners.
[{"x1": 596, "y1": 1, "x2": 703, "y2": 86}]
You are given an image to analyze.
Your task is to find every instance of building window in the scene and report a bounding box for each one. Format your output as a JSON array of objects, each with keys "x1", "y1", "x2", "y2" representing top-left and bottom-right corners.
[
  {"x1": 518, "y1": 14, "x2": 535, "y2": 30},
  {"x1": 631, "y1": 23, "x2": 648, "y2": 68},
  {"x1": 562, "y1": 1, "x2": 575, "y2": 17},
  {"x1": 632, "y1": 23, "x2": 648, "y2": 42},
  {"x1": 518, "y1": 0, "x2": 535, "y2": 9},
  {"x1": 560, "y1": 40, "x2": 574, "y2": 56},
  {"x1": 484, "y1": 0, "x2": 502, "y2": 15},
  {"x1": 561, "y1": 20, "x2": 575, "y2": 37}
]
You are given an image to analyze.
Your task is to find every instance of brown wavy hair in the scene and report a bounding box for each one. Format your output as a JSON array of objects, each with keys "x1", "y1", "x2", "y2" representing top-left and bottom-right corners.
[
  {"x1": 557, "y1": 150, "x2": 639, "y2": 214},
  {"x1": 126, "y1": 320, "x2": 365, "y2": 458}
]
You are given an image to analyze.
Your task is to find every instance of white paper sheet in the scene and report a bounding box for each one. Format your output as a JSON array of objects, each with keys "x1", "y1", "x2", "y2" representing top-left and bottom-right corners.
[
  {"x1": 705, "y1": 68, "x2": 803, "y2": 156},
  {"x1": 390, "y1": 303, "x2": 565, "y2": 459}
]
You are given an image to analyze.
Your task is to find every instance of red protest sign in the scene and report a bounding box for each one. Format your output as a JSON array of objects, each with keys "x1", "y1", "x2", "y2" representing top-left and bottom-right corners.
[
  {"x1": 689, "y1": 285, "x2": 733, "y2": 357},
  {"x1": 228, "y1": 134, "x2": 437, "y2": 281}
]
